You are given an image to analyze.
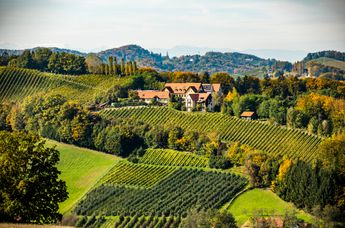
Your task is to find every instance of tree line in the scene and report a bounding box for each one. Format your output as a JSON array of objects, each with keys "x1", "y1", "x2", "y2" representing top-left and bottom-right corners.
[
  {"x1": 99, "y1": 56, "x2": 138, "y2": 76},
  {"x1": 0, "y1": 48, "x2": 138, "y2": 76}
]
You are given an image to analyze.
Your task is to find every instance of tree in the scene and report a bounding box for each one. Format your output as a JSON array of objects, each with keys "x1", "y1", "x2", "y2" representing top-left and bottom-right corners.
[
  {"x1": 132, "y1": 61, "x2": 137, "y2": 74},
  {"x1": 120, "y1": 58, "x2": 125, "y2": 76},
  {"x1": 181, "y1": 208, "x2": 237, "y2": 228},
  {"x1": 211, "y1": 210, "x2": 237, "y2": 228},
  {"x1": 210, "y1": 72, "x2": 235, "y2": 94},
  {"x1": 257, "y1": 99, "x2": 270, "y2": 118},
  {"x1": 16, "y1": 50, "x2": 35, "y2": 69},
  {"x1": 0, "y1": 103, "x2": 11, "y2": 130},
  {"x1": 0, "y1": 131, "x2": 68, "y2": 224},
  {"x1": 33, "y1": 48, "x2": 52, "y2": 71},
  {"x1": 113, "y1": 57, "x2": 118, "y2": 75},
  {"x1": 199, "y1": 71, "x2": 210, "y2": 83},
  {"x1": 108, "y1": 56, "x2": 113, "y2": 75}
]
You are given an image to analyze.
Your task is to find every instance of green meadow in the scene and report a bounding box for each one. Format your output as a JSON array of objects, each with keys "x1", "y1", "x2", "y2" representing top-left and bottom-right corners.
[
  {"x1": 45, "y1": 139, "x2": 120, "y2": 214},
  {"x1": 228, "y1": 188, "x2": 314, "y2": 225}
]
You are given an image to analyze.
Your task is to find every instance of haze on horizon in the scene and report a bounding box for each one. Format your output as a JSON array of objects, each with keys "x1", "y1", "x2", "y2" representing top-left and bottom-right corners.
[{"x1": 0, "y1": 0, "x2": 344, "y2": 60}]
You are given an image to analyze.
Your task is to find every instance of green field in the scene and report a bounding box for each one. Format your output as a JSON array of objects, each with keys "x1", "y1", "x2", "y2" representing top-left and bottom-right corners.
[
  {"x1": 228, "y1": 188, "x2": 314, "y2": 225},
  {"x1": 45, "y1": 139, "x2": 120, "y2": 214},
  {"x1": 100, "y1": 107, "x2": 322, "y2": 162}
]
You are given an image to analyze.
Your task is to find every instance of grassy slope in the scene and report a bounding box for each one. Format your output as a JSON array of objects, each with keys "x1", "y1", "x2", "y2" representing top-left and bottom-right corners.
[
  {"x1": 311, "y1": 57, "x2": 345, "y2": 71},
  {"x1": 228, "y1": 189, "x2": 314, "y2": 225},
  {"x1": 45, "y1": 139, "x2": 120, "y2": 214}
]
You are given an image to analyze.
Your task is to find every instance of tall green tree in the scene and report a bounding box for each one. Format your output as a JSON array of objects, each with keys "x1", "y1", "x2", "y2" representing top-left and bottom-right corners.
[
  {"x1": 120, "y1": 58, "x2": 125, "y2": 76},
  {"x1": 113, "y1": 57, "x2": 118, "y2": 75},
  {"x1": 108, "y1": 56, "x2": 113, "y2": 75},
  {"x1": 0, "y1": 131, "x2": 68, "y2": 224}
]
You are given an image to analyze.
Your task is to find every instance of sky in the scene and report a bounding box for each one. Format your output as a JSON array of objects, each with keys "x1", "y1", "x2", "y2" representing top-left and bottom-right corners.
[{"x1": 0, "y1": 0, "x2": 344, "y2": 56}]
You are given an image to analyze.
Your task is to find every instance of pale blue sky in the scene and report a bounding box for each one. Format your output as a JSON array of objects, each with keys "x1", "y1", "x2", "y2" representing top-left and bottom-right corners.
[{"x1": 0, "y1": 0, "x2": 344, "y2": 53}]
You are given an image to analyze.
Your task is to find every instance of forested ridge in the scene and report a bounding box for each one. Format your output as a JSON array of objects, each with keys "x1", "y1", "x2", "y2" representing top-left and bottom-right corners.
[{"x1": 2, "y1": 45, "x2": 344, "y2": 77}]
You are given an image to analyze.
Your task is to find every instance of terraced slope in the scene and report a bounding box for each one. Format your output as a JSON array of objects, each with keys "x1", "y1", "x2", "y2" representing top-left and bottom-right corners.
[
  {"x1": 101, "y1": 107, "x2": 322, "y2": 161},
  {"x1": 140, "y1": 148, "x2": 208, "y2": 168}
]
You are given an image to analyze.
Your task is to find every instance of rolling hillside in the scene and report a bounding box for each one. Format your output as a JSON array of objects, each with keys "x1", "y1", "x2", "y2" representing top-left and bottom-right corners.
[
  {"x1": 0, "y1": 67, "x2": 133, "y2": 104},
  {"x1": 45, "y1": 140, "x2": 120, "y2": 214},
  {"x1": 100, "y1": 107, "x2": 322, "y2": 162},
  {"x1": 310, "y1": 57, "x2": 345, "y2": 71}
]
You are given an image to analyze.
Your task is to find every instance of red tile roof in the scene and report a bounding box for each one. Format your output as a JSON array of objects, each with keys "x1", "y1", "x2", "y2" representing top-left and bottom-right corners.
[
  {"x1": 164, "y1": 83, "x2": 202, "y2": 94},
  {"x1": 240, "y1": 111, "x2": 255, "y2": 117},
  {"x1": 137, "y1": 90, "x2": 170, "y2": 99},
  {"x1": 188, "y1": 93, "x2": 211, "y2": 102}
]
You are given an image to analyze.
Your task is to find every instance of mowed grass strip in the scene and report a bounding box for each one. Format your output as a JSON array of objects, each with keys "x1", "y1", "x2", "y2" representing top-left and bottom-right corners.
[
  {"x1": 45, "y1": 139, "x2": 120, "y2": 214},
  {"x1": 228, "y1": 188, "x2": 314, "y2": 226}
]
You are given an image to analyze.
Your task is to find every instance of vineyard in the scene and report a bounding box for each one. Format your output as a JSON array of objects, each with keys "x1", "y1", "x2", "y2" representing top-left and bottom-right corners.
[
  {"x1": 0, "y1": 67, "x2": 134, "y2": 104},
  {"x1": 74, "y1": 167, "x2": 247, "y2": 217},
  {"x1": 140, "y1": 148, "x2": 209, "y2": 168},
  {"x1": 100, "y1": 107, "x2": 323, "y2": 162},
  {"x1": 0, "y1": 67, "x2": 59, "y2": 102},
  {"x1": 97, "y1": 161, "x2": 177, "y2": 188}
]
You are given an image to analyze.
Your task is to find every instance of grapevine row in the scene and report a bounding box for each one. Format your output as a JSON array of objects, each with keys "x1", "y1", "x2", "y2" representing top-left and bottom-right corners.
[
  {"x1": 140, "y1": 148, "x2": 208, "y2": 168},
  {"x1": 74, "y1": 167, "x2": 247, "y2": 217},
  {"x1": 97, "y1": 161, "x2": 177, "y2": 188},
  {"x1": 100, "y1": 107, "x2": 322, "y2": 162}
]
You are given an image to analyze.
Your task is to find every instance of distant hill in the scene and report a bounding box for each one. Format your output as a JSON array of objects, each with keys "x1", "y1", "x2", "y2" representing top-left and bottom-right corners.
[
  {"x1": 304, "y1": 57, "x2": 345, "y2": 80},
  {"x1": 308, "y1": 57, "x2": 345, "y2": 71},
  {"x1": 97, "y1": 45, "x2": 275, "y2": 75},
  {"x1": 162, "y1": 51, "x2": 272, "y2": 74},
  {"x1": 3, "y1": 45, "x2": 344, "y2": 77},
  {"x1": 97, "y1": 44, "x2": 163, "y2": 68},
  {"x1": 303, "y1": 50, "x2": 345, "y2": 62}
]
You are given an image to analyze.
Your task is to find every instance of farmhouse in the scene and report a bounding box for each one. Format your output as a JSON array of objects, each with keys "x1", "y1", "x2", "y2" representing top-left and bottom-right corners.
[
  {"x1": 186, "y1": 93, "x2": 212, "y2": 112},
  {"x1": 240, "y1": 111, "x2": 257, "y2": 120},
  {"x1": 136, "y1": 83, "x2": 222, "y2": 112},
  {"x1": 137, "y1": 90, "x2": 170, "y2": 104}
]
